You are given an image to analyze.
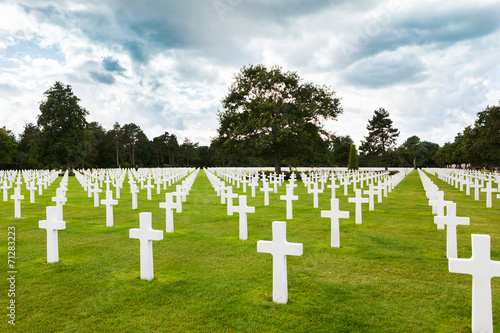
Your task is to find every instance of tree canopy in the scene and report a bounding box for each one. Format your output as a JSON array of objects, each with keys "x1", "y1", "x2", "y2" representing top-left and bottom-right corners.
[
  {"x1": 359, "y1": 108, "x2": 399, "y2": 167},
  {"x1": 37, "y1": 81, "x2": 89, "y2": 170},
  {"x1": 212, "y1": 64, "x2": 343, "y2": 173}
]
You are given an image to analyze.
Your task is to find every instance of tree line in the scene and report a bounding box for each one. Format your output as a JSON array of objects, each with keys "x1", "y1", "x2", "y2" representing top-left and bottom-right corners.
[{"x1": 0, "y1": 70, "x2": 499, "y2": 171}]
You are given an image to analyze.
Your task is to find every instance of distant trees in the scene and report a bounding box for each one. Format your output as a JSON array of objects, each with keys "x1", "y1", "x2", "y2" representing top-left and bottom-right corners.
[
  {"x1": 396, "y1": 136, "x2": 439, "y2": 169},
  {"x1": 213, "y1": 64, "x2": 343, "y2": 173},
  {"x1": 435, "y1": 102, "x2": 500, "y2": 168}
]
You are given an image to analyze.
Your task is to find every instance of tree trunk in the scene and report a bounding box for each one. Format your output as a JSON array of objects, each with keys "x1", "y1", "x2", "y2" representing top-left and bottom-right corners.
[
  {"x1": 413, "y1": 156, "x2": 417, "y2": 170},
  {"x1": 274, "y1": 150, "x2": 282, "y2": 174}
]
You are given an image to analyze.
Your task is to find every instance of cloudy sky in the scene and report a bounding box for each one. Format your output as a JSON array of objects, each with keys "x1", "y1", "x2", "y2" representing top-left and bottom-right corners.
[{"x1": 1, "y1": 0, "x2": 499, "y2": 147}]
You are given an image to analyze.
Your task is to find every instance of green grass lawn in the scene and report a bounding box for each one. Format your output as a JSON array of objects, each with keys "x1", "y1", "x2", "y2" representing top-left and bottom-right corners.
[{"x1": 1, "y1": 169, "x2": 499, "y2": 332}]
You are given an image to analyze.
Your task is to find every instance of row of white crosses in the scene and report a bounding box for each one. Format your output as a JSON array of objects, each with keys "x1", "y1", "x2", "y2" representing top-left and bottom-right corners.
[
  {"x1": 419, "y1": 169, "x2": 500, "y2": 332},
  {"x1": 206, "y1": 167, "x2": 410, "y2": 303},
  {"x1": 38, "y1": 168, "x2": 198, "y2": 283},
  {"x1": 427, "y1": 168, "x2": 499, "y2": 208},
  {"x1": 3, "y1": 169, "x2": 61, "y2": 218}
]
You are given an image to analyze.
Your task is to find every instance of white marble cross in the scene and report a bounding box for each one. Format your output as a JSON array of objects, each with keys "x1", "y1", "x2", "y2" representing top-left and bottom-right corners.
[
  {"x1": 144, "y1": 179, "x2": 154, "y2": 200},
  {"x1": 434, "y1": 202, "x2": 470, "y2": 258},
  {"x1": 159, "y1": 192, "x2": 181, "y2": 233},
  {"x1": 101, "y1": 190, "x2": 118, "y2": 227},
  {"x1": 92, "y1": 182, "x2": 102, "y2": 208},
  {"x1": 11, "y1": 187, "x2": 24, "y2": 219},
  {"x1": 230, "y1": 195, "x2": 255, "y2": 240},
  {"x1": 129, "y1": 212, "x2": 164, "y2": 281},
  {"x1": 52, "y1": 187, "x2": 67, "y2": 220},
  {"x1": 348, "y1": 189, "x2": 369, "y2": 224},
  {"x1": 363, "y1": 184, "x2": 377, "y2": 211},
  {"x1": 308, "y1": 182, "x2": 323, "y2": 208},
  {"x1": 27, "y1": 181, "x2": 37, "y2": 203},
  {"x1": 260, "y1": 181, "x2": 273, "y2": 206},
  {"x1": 321, "y1": 198, "x2": 349, "y2": 248},
  {"x1": 470, "y1": 179, "x2": 482, "y2": 201},
  {"x1": 280, "y1": 185, "x2": 298, "y2": 220},
  {"x1": 257, "y1": 221, "x2": 303, "y2": 304},
  {"x1": 226, "y1": 186, "x2": 238, "y2": 216},
  {"x1": 327, "y1": 177, "x2": 339, "y2": 199},
  {"x1": 39, "y1": 206, "x2": 66, "y2": 263},
  {"x1": 481, "y1": 182, "x2": 497, "y2": 208},
  {"x1": 249, "y1": 177, "x2": 259, "y2": 198},
  {"x1": 130, "y1": 183, "x2": 139, "y2": 210},
  {"x1": 449, "y1": 234, "x2": 500, "y2": 333},
  {"x1": 2, "y1": 180, "x2": 10, "y2": 201}
]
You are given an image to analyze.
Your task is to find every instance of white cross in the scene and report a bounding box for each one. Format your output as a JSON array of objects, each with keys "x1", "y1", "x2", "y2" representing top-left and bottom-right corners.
[
  {"x1": 470, "y1": 180, "x2": 482, "y2": 201},
  {"x1": 249, "y1": 177, "x2": 259, "y2": 198},
  {"x1": 92, "y1": 182, "x2": 102, "y2": 208},
  {"x1": 27, "y1": 181, "x2": 36, "y2": 203},
  {"x1": 159, "y1": 192, "x2": 181, "y2": 233},
  {"x1": 308, "y1": 182, "x2": 323, "y2": 208},
  {"x1": 257, "y1": 221, "x2": 303, "y2": 304},
  {"x1": 321, "y1": 198, "x2": 349, "y2": 248},
  {"x1": 52, "y1": 187, "x2": 67, "y2": 220},
  {"x1": 1, "y1": 180, "x2": 10, "y2": 202},
  {"x1": 225, "y1": 186, "x2": 238, "y2": 216},
  {"x1": 341, "y1": 177, "x2": 350, "y2": 196},
  {"x1": 434, "y1": 202, "x2": 470, "y2": 258},
  {"x1": 101, "y1": 190, "x2": 118, "y2": 227},
  {"x1": 449, "y1": 234, "x2": 500, "y2": 333},
  {"x1": 374, "y1": 182, "x2": 384, "y2": 203},
  {"x1": 39, "y1": 206, "x2": 66, "y2": 263},
  {"x1": 481, "y1": 182, "x2": 497, "y2": 208},
  {"x1": 363, "y1": 184, "x2": 377, "y2": 211},
  {"x1": 144, "y1": 179, "x2": 154, "y2": 200},
  {"x1": 129, "y1": 212, "x2": 164, "y2": 281},
  {"x1": 280, "y1": 185, "x2": 298, "y2": 220},
  {"x1": 260, "y1": 181, "x2": 273, "y2": 206},
  {"x1": 11, "y1": 187, "x2": 24, "y2": 219},
  {"x1": 348, "y1": 189, "x2": 369, "y2": 224},
  {"x1": 115, "y1": 182, "x2": 122, "y2": 199},
  {"x1": 130, "y1": 183, "x2": 139, "y2": 210},
  {"x1": 327, "y1": 177, "x2": 339, "y2": 199},
  {"x1": 230, "y1": 195, "x2": 255, "y2": 240}
]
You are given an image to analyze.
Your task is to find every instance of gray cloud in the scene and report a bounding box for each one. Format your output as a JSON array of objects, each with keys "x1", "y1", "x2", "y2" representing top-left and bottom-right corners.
[
  {"x1": 89, "y1": 71, "x2": 115, "y2": 85},
  {"x1": 341, "y1": 51, "x2": 426, "y2": 87}
]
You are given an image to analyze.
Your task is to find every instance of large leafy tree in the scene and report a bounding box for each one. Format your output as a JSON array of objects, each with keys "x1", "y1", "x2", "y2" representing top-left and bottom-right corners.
[
  {"x1": 470, "y1": 103, "x2": 500, "y2": 168},
  {"x1": 213, "y1": 64, "x2": 343, "y2": 173},
  {"x1": 359, "y1": 107, "x2": 399, "y2": 167},
  {"x1": 37, "y1": 81, "x2": 89, "y2": 170}
]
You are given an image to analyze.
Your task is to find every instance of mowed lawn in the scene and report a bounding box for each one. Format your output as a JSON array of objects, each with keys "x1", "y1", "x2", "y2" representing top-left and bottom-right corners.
[{"x1": 0, "y1": 169, "x2": 499, "y2": 332}]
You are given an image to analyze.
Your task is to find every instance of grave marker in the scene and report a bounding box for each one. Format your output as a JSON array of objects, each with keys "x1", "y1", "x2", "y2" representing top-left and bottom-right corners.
[
  {"x1": 434, "y1": 202, "x2": 470, "y2": 258},
  {"x1": 129, "y1": 212, "x2": 164, "y2": 281},
  {"x1": 159, "y1": 193, "x2": 181, "y2": 233},
  {"x1": 230, "y1": 195, "x2": 255, "y2": 240},
  {"x1": 257, "y1": 221, "x2": 303, "y2": 304},
  {"x1": 280, "y1": 185, "x2": 298, "y2": 220},
  {"x1": 101, "y1": 190, "x2": 118, "y2": 227},
  {"x1": 39, "y1": 206, "x2": 65, "y2": 263},
  {"x1": 11, "y1": 187, "x2": 24, "y2": 219},
  {"x1": 348, "y1": 189, "x2": 369, "y2": 224},
  {"x1": 321, "y1": 198, "x2": 349, "y2": 248},
  {"x1": 449, "y1": 234, "x2": 500, "y2": 333}
]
